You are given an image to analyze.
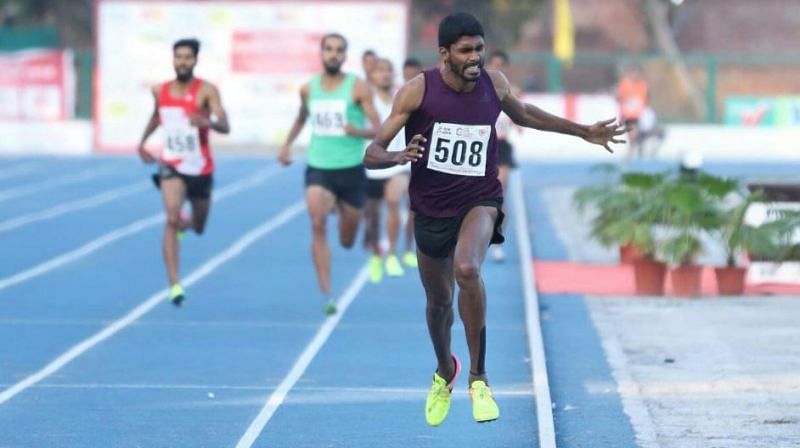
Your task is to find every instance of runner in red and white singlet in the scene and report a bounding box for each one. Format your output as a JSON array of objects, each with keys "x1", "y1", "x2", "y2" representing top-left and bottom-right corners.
[{"x1": 137, "y1": 38, "x2": 230, "y2": 306}]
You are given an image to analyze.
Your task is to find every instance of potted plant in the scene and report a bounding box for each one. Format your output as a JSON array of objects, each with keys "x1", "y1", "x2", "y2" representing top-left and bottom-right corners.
[
  {"x1": 659, "y1": 175, "x2": 726, "y2": 298},
  {"x1": 574, "y1": 170, "x2": 668, "y2": 295},
  {"x1": 714, "y1": 188, "x2": 777, "y2": 295},
  {"x1": 763, "y1": 209, "x2": 800, "y2": 260}
]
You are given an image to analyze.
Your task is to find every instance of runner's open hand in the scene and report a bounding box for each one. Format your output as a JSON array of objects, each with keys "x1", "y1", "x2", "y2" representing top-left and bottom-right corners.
[
  {"x1": 583, "y1": 118, "x2": 626, "y2": 153},
  {"x1": 394, "y1": 134, "x2": 426, "y2": 165}
]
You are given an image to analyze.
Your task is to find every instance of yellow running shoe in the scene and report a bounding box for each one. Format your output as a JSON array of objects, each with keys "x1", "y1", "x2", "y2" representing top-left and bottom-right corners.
[
  {"x1": 425, "y1": 355, "x2": 461, "y2": 426},
  {"x1": 169, "y1": 283, "x2": 185, "y2": 307},
  {"x1": 402, "y1": 250, "x2": 418, "y2": 268},
  {"x1": 468, "y1": 380, "x2": 500, "y2": 423},
  {"x1": 368, "y1": 255, "x2": 383, "y2": 283},
  {"x1": 385, "y1": 254, "x2": 405, "y2": 277}
]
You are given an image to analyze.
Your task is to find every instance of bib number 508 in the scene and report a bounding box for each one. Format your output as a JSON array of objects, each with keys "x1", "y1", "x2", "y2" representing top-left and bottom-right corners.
[{"x1": 433, "y1": 138, "x2": 483, "y2": 167}]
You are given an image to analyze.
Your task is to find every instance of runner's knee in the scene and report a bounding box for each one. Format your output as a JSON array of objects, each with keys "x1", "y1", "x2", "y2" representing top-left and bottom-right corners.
[
  {"x1": 386, "y1": 195, "x2": 401, "y2": 210},
  {"x1": 166, "y1": 210, "x2": 182, "y2": 228},
  {"x1": 426, "y1": 292, "x2": 453, "y2": 311},
  {"x1": 340, "y1": 232, "x2": 356, "y2": 249},
  {"x1": 311, "y1": 215, "x2": 327, "y2": 236},
  {"x1": 455, "y1": 261, "x2": 480, "y2": 286}
]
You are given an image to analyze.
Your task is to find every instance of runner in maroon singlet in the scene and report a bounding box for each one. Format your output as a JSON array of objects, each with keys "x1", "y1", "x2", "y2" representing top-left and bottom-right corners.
[{"x1": 364, "y1": 13, "x2": 625, "y2": 426}]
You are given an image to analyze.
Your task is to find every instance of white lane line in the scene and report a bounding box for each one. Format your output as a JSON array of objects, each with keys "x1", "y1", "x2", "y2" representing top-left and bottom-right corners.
[
  {"x1": 511, "y1": 170, "x2": 557, "y2": 448},
  {"x1": 0, "y1": 200, "x2": 306, "y2": 406},
  {"x1": 0, "y1": 167, "x2": 281, "y2": 293},
  {"x1": 236, "y1": 264, "x2": 370, "y2": 448},
  {"x1": 0, "y1": 181, "x2": 150, "y2": 234},
  {"x1": 0, "y1": 168, "x2": 114, "y2": 203}
]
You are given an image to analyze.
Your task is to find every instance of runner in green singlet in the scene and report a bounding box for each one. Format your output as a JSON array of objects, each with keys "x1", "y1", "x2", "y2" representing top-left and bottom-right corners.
[{"x1": 279, "y1": 33, "x2": 380, "y2": 315}]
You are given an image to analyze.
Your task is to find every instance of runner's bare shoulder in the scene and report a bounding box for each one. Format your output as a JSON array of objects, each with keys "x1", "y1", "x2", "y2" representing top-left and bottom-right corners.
[
  {"x1": 486, "y1": 69, "x2": 512, "y2": 102},
  {"x1": 393, "y1": 73, "x2": 426, "y2": 113}
]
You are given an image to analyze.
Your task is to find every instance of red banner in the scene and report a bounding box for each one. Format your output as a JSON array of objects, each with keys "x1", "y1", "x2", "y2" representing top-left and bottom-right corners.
[{"x1": 0, "y1": 49, "x2": 74, "y2": 121}]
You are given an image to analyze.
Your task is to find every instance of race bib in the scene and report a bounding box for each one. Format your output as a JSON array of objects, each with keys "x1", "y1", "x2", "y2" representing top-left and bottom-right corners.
[
  {"x1": 310, "y1": 100, "x2": 347, "y2": 136},
  {"x1": 427, "y1": 122, "x2": 490, "y2": 177},
  {"x1": 159, "y1": 107, "x2": 202, "y2": 162}
]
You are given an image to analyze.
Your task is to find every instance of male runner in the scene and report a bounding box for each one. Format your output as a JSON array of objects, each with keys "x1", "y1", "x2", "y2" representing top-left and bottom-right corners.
[
  {"x1": 279, "y1": 33, "x2": 380, "y2": 315},
  {"x1": 137, "y1": 38, "x2": 230, "y2": 306},
  {"x1": 364, "y1": 13, "x2": 624, "y2": 425},
  {"x1": 485, "y1": 49, "x2": 517, "y2": 262},
  {"x1": 363, "y1": 58, "x2": 414, "y2": 282}
]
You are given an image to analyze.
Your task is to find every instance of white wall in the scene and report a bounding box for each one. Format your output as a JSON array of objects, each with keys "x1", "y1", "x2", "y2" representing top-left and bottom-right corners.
[{"x1": 0, "y1": 120, "x2": 92, "y2": 156}]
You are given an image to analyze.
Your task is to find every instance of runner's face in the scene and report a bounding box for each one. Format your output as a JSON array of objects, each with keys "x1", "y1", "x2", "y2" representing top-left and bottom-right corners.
[
  {"x1": 321, "y1": 37, "x2": 347, "y2": 75},
  {"x1": 371, "y1": 61, "x2": 393, "y2": 90},
  {"x1": 173, "y1": 46, "x2": 197, "y2": 82},
  {"x1": 443, "y1": 35, "x2": 485, "y2": 82}
]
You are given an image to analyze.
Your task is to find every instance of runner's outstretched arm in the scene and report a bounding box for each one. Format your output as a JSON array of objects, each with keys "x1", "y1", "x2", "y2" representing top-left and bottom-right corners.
[
  {"x1": 278, "y1": 85, "x2": 310, "y2": 166},
  {"x1": 364, "y1": 74, "x2": 426, "y2": 169},
  {"x1": 488, "y1": 70, "x2": 626, "y2": 153}
]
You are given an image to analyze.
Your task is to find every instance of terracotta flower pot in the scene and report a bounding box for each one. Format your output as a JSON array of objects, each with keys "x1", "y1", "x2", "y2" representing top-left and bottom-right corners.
[
  {"x1": 619, "y1": 243, "x2": 646, "y2": 264},
  {"x1": 714, "y1": 266, "x2": 747, "y2": 296},
  {"x1": 633, "y1": 258, "x2": 666, "y2": 296},
  {"x1": 670, "y1": 264, "x2": 703, "y2": 298}
]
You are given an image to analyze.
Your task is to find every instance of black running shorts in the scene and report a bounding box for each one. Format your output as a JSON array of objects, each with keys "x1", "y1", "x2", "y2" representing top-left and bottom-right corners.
[
  {"x1": 305, "y1": 165, "x2": 367, "y2": 208},
  {"x1": 152, "y1": 164, "x2": 214, "y2": 200},
  {"x1": 414, "y1": 200, "x2": 505, "y2": 259},
  {"x1": 366, "y1": 178, "x2": 387, "y2": 200}
]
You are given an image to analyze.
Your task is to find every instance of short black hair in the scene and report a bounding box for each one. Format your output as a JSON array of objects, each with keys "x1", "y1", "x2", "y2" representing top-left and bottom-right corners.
[
  {"x1": 438, "y1": 13, "x2": 484, "y2": 49},
  {"x1": 362, "y1": 49, "x2": 376, "y2": 59},
  {"x1": 489, "y1": 50, "x2": 509, "y2": 64},
  {"x1": 403, "y1": 57, "x2": 422, "y2": 68},
  {"x1": 321, "y1": 33, "x2": 348, "y2": 50},
  {"x1": 173, "y1": 38, "x2": 200, "y2": 56}
]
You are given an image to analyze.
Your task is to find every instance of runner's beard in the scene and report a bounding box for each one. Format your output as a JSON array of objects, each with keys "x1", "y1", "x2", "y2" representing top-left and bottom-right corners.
[
  {"x1": 323, "y1": 61, "x2": 342, "y2": 75},
  {"x1": 450, "y1": 59, "x2": 482, "y2": 82},
  {"x1": 176, "y1": 67, "x2": 193, "y2": 82}
]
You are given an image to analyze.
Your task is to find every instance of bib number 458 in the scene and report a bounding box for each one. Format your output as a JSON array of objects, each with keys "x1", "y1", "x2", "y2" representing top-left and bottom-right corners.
[{"x1": 166, "y1": 134, "x2": 198, "y2": 154}]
